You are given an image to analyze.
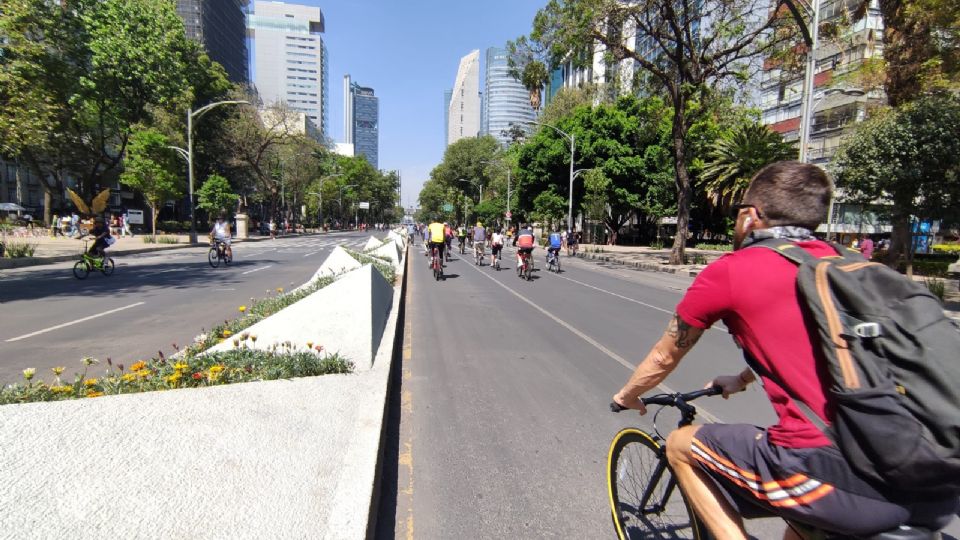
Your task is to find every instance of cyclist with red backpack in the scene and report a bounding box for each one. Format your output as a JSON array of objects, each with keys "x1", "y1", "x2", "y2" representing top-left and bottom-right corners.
[
  {"x1": 513, "y1": 224, "x2": 536, "y2": 270},
  {"x1": 612, "y1": 161, "x2": 959, "y2": 539}
]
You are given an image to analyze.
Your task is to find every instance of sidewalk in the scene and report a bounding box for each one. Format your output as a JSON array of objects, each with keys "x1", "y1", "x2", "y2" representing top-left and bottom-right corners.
[
  {"x1": 0, "y1": 230, "x2": 320, "y2": 270},
  {"x1": 575, "y1": 244, "x2": 960, "y2": 322}
]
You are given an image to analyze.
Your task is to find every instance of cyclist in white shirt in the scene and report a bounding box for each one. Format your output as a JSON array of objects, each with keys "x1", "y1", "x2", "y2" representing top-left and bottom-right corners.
[
  {"x1": 210, "y1": 215, "x2": 233, "y2": 260},
  {"x1": 490, "y1": 229, "x2": 504, "y2": 267}
]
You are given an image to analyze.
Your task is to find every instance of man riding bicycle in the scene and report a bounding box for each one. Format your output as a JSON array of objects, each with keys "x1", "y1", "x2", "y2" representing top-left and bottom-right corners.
[
  {"x1": 427, "y1": 221, "x2": 446, "y2": 267},
  {"x1": 513, "y1": 224, "x2": 536, "y2": 269},
  {"x1": 612, "y1": 162, "x2": 958, "y2": 539},
  {"x1": 456, "y1": 225, "x2": 467, "y2": 253},
  {"x1": 443, "y1": 222, "x2": 454, "y2": 260},
  {"x1": 547, "y1": 229, "x2": 563, "y2": 266},
  {"x1": 472, "y1": 221, "x2": 486, "y2": 260},
  {"x1": 209, "y1": 215, "x2": 233, "y2": 261}
]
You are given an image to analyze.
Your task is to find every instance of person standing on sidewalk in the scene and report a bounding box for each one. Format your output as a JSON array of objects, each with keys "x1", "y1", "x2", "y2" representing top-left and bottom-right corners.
[
  {"x1": 50, "y1": 213, "x2": 60, "y2": 237},
  {"x1": 121, "y1": 210, "x2": 134, "y2": 238}
]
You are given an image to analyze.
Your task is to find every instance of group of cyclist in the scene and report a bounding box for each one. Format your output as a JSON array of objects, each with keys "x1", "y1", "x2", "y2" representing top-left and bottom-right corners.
[{"x1": 418, "y1": 219, "x2": 580, "y2": 272}]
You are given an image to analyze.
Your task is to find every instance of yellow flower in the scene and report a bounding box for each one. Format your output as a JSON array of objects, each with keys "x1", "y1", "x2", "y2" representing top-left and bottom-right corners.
[
  {"x1": 165, "y1": 372, "x2": 181, "y2": 384},
  {"x1": 86, "y1": 391, "x2": 104, "y2": 398},
  {"x1": 209, "y1": 365, "x2": 225, "y2": 373},
  {"x1": 130, "y1": 361, "x2": 147, "y2": 371},
  {"x1": 82, "y1": 357, "x2": 99, "y2": 366},
  {"x1": 276, "y1": 287, "x2": 284, "y2": 293},
  {"x1": 51, "y1": 385, "x2": 73, "y2": 394},
  {"x1": 239, "y1": 305, "x2": 247, "y2": 313},
  {"x1": 250, "y1": 334, "x2": 258, "y2": 343},
  {"x1": 22, "y1": 368, "x2": 36, "y2": 381},
  {"x1": 120, "y1": 373, "x2": 136, "y2": 383},
  {"x1": 51, "y1": 366, "x2": 65, "y2": 376},
  {"x1": 136, "y1": 369, "x2": 152, "y2": 379},
  {"x1": 173, "y1": 362, "x2": 189, "y2": 371},
  {"x1": 232, "y1": 338, "x2": 240, "y2": 347},
  {"x1": 83, "y1": 378, "x2": 98, "y2": 387},
  {"x1": 306, "y1": 341, "x2": 313, "y2": 349},
  {"x1": 222, "y1": 330, "x2": 233, "y2": 337}
]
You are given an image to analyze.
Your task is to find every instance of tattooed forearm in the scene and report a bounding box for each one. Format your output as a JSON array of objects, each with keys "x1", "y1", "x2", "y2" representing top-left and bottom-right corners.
[{"x1": 667, "y1": 314, "x2": 702, "y2": 349}]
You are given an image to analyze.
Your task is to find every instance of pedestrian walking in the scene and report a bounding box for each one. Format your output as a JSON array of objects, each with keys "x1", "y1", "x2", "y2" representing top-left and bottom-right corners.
[
  {"x1": 69, "y1": 212, "x2": 79, "y2": 238},
  {"x1": 122, "y1": 210, "x2": 134, "y2": 237},
  {"x1": 50, "y1": 213, "x2": 60, "y2": 237}
]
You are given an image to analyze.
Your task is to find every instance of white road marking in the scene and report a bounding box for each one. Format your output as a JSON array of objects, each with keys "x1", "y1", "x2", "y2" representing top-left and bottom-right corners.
[
  {"x1": 241, "y1": 265, "x2": 272, "y2": 275},
  {"x1": 303, "y1": 251, "x2": 321, "y2": 257},
  {"x1": 139, "y1": 268, "x2": 182, "y2": 278},
  {"x1": 5, "y1": 302, "x2": 146, "y2": 342},
  {"x1": 455, "y1": 254, "x2": 722, "y2": 424},
  {"x1": 545, "y1": 271, "x2": 673, "y2": 315}
]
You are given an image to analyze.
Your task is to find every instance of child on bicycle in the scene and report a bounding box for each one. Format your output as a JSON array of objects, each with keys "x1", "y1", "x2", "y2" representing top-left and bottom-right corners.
[{"x1": 88, "y1": 217, "x2": 111, "y2": 257}]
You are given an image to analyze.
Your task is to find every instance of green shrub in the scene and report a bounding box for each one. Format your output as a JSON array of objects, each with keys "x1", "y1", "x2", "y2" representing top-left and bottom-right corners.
[
  {"x1": 694, "y1": 243, "x2": 733, "y2": 252},
  {"x1": 344, "y1": 248, "x2": 397, "y2": 284},
  {"x1": 649, "y1": 240, "x2": 664, "y2": 250},
  {"x1": 932, "y1": 244, "x2": 960, "y2": 255},
  {"x1": 898, "y1": 260, "x2": 949, "y2": 277},
  {"x1": 2, "y1": 241, "x2": 36, "y2": 258},
  {"x1": 142, "y1": 235, "x2": 179, "y2": 244},
  {"x1": 924, "y1": 278, "x2": 946, "y2": 303}
]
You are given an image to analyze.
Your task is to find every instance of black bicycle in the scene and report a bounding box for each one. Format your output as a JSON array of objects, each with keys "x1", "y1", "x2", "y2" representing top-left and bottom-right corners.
[
  {"x1": 208, "y1": 238, "x2": 232, "y2": 268},
  {"x1": 547, "y1": 249, "x2": 561, "y2": 273},
  {"x1": 607, "y1": 388, "x2": 942, "y2": 540}
]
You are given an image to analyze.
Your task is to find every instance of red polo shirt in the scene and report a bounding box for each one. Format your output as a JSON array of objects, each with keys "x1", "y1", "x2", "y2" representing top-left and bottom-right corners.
[{"x1": 676, "y1": 240, "x2": 838, "y2": 448}]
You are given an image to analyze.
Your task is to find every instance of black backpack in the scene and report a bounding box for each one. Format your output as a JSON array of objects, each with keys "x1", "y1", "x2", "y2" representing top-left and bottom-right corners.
[{"x1": 749, "y1": 238, "x2": 960, "y2": 497}]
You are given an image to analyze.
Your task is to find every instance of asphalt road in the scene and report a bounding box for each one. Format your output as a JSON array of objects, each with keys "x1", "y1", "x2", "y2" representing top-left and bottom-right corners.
[
  {"x1": 0, "y1": 231, "x2": 372, "y2": 385},
  {"x1": 384, "y1": 239, "x2": 960, "y2": 539}
]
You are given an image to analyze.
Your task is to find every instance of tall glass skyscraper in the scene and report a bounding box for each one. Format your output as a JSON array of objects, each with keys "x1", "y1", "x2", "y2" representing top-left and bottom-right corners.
[
  {"x1": 246, "y1": 1, "x2": 328, "y2": 140},
  {"x1": 344, "y1": 75, "x2": 379, "y2": 169},
  {"x1": 481, "y1": 47, "x2": 536, "y2": 147},
  {"x1": 176, "y1": 0, "x2": 248, "y2": 84}
]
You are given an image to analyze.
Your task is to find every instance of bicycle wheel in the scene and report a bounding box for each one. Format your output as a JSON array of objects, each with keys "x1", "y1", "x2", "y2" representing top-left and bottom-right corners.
[
  {"x1": 607, "y1": 429, "x2": 703, "y2": 540},
  {"x1": 101, "y1": 258, "x2": 115, "y2": 276},
  {"x1": 555, "y1": 256, "x2": 561, "y2": 273},
  {"x1": 224, "y1": 249, "x2": 232, "y2": 265},
  {"x1": 208, "y1": 247, "x2": 220, "y2": 268},
  {"x1": 525, "y1": 261, "x2": 532, "y2": 281},
  {"x1": 73, "y1": 260, "x2": 90, "y2": 280}
]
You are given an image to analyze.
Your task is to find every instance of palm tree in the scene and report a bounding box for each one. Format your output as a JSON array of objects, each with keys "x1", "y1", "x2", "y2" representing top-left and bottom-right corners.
[
  {"x1": 699, "y1": 123, "x2": 796, "y2": 210},
  {"x1": 521, "y1": 61, "x2": 550, "y2": 111}
]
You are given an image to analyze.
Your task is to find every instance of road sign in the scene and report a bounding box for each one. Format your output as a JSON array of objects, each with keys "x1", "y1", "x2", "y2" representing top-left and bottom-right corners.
[
  {"x1": 359, "y1": 202, "x2": 370, "y2": 210},
  {"x1": 442, "y1": 203, "x2": 453, "y2": 212},
  {"x1": 505, "y1": 211, "x2": 512, "y2": 219}
]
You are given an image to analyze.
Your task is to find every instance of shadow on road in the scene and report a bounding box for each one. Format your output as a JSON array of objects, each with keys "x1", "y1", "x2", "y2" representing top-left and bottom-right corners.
[{"x1": 0, "y1": 256, "x2": 284, "y2": 303}]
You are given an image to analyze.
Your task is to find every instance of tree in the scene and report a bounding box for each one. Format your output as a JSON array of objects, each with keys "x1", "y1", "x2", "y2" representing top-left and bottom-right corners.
[
  {"x1": 526, "y1": 0, "x2": 793, "y2": 262},
  {"x1": 507, "y1": 37, "x2": 551, "y2": 111},
  {"x1": 532, "y1": 187, "x2": 567, "y2": 228},
  {"x1": 833, "y1": 95, "x2": 960, "y2": 272},
  {"x1": 850, "y1": 0, "x2": 960, "y2": 107},
  {"x1": 699, "y1": 123, "x2": 796, "y2": 211},
  {"x1": 120, "y1": 127, "x2": 183, "y2": 239},
  {"x1": 196, "y1": 174, "x2": 238, "y2": 216},
  {"x1": 539, "y1": 84, "x2": 600, "y2": 126},
  {"x1": 515, "y1": 95, "x2": 674, "y2": 243}
]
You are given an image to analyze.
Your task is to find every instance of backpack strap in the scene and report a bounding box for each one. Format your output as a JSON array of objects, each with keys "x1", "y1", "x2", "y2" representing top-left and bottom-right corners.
[{"x1": 745, "y1": 237, "x2": 821, "y2": 265}]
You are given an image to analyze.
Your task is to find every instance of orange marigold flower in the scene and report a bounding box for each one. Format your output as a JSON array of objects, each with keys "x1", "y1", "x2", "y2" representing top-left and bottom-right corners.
[
  {"x1": 130, "y1": 361, "x2": 147, "y2": 371},
  {"x1": 86, "y1": 391, "x2": 104, "y2": 398}
]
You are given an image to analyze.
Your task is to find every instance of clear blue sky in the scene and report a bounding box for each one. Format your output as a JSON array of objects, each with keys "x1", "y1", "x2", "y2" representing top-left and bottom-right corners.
[{"x1": 298, "y1": 0, "x2": 546, "y2": 208}]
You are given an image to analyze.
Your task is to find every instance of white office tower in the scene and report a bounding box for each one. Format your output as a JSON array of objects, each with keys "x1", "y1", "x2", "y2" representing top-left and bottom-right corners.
[
  {"x1": 447, "y1": 50, "x2": 481, "y2": 146},
  {"x1": 247, "y1": 1, "x2": 329, "y2": 140}
]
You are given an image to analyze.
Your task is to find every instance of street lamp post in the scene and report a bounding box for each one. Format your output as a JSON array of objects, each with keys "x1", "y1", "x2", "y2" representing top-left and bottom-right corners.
[
  {"x1": 459, "y1": 179, "x2": 482, "y2": 222},
  {"x1": 169, "y1": 100, "x2": 250, "y2": 244},
  {"x1": 339, "y1": 184, "x2": 357, "y2": 228},
  {"x1": 532, "y1": 122, "x2": 575, "y2": 231},
  {"x1": 800, "y1": 87, "x2": 865, "y2": 240},
  {"x1": 308, "y1": 173, "x2": 341, "y2": 230},
  {"x1": 480, "y1": 159, "x2": 512, "y2": 225}
]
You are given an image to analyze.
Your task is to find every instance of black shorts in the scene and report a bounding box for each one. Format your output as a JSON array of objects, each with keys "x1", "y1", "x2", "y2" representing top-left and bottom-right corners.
[
  {"x1": 691, "y1": 424, "x2": 959, "y2": 536},
  {"x1": 491, "y1": 244, "x2": 502, "y2": 256}
]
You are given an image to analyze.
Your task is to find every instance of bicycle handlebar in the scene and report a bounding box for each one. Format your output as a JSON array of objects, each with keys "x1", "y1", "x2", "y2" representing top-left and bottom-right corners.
[{"x1": 609, "y1": 385, "x2": 723, "y2": 413}]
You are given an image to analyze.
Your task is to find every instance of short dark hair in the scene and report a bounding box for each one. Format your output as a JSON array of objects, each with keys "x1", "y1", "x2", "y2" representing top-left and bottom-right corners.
[{"x1": 743, "y1": 161, "x2": 832, "y2": 230}]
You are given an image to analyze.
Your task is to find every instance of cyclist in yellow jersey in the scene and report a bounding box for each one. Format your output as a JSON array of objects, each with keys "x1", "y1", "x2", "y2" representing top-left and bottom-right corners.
[{"x1": 427, "y1": 221, "x2": 446, "y2": 265}]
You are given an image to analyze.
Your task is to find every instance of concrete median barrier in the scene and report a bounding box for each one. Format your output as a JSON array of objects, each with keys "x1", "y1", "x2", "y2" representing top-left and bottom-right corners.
[{"x1": 0, "y1": 239, "x2": 409, "y2": 538}]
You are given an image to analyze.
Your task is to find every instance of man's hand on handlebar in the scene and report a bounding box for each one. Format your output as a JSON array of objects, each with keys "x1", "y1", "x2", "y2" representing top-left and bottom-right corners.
[
  {"x1": 612, "y1": 391, "x2": 647, "y2": 415},
  {"x1": 706, "y1": 369, "x2": 754, "y2": 399}
]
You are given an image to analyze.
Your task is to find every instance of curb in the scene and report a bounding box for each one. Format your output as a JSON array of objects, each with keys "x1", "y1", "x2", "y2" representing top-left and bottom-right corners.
[
  {"x1": 366, "y1": 239, "x2": 408, "y2": 539},
  {"x1": 576, "y1": 251, "x2": 703, "y2": 277}
]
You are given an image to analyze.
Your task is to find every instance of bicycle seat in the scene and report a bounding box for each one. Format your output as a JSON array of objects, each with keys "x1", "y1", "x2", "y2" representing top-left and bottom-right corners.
[{"x1": 857, "y1": 526, "x2": 939, "y2": 540}]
